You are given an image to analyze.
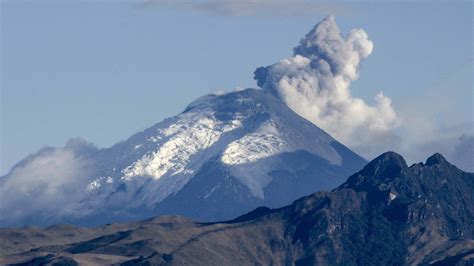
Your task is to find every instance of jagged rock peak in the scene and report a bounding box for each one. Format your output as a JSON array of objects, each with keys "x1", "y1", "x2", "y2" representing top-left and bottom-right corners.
[
  {"x1": 425, "y1": 153, "x2": 449, "y2": 167},
  {"x1": 360, "y1": 151, "x2": 407, "y2": 178},
  {"x1": 338, "y1": 152, "x2": 409, "y2": 193}
]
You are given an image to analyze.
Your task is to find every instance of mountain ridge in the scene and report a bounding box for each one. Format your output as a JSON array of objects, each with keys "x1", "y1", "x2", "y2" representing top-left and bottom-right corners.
[{"x1": 1, "y1": 152, "x2": 472, "y2": 265}]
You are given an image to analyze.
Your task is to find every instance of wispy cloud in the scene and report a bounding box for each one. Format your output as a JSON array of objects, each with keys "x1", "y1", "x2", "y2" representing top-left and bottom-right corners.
[
  {"x1": 408, "y1": 130, "x2": 474, "y2": 172},
  {"x1": 139, "y1": 0, "x2": 350, "y2": 17},
  {"x1": 393, "y1": 58, "x2": 474, "y2": 169}
]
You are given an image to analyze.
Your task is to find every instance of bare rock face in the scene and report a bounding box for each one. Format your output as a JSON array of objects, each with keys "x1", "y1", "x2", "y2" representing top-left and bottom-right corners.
[{"x1": 1, "y1": 152, "x2": 472, "y2": 265}]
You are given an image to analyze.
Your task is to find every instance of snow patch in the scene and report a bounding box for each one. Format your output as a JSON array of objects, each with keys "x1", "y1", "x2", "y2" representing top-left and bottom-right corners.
[
  {"x1": 221, "y1": 121, "x2": 287, "y2": 165},
  {"x1": 122, "y1": 112, "x2": 242, "y2": 182},
  {"x1": 389, "y1": 192, "x2": 397, "y2": 201},
  {"x1": 87, "y1": 176, "x2": 113, "y2": 192},
  {"x1": 87, "y1": 180, "x2": 101, "y2": 191},
  {"x1": 147, "y1": 136, "x2": 162, "y2": 142},
  {"x1": 220, "y1": 121, "x2": 292, "y2": 198},
  {"x1": 204, "y1": 185, "x2": 219, "y2": 199}
]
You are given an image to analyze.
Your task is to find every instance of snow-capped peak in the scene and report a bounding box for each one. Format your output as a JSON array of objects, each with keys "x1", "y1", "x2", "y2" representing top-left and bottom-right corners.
[
  {"x1": 113, "y1": 89, "x2": 345, "y2": 200},
  {"x1": 0, "y1": 88, "x2": 366, "y2": 226}
]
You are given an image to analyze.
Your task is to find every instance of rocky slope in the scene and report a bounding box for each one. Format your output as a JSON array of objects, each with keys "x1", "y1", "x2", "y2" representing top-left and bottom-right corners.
[{"x1": 1, "y1": 152, "x2": 472, "y2": 265}]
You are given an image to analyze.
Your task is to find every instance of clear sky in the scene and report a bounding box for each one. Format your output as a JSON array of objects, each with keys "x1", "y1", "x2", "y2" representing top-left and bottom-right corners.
[{"x1": 1, "y1": 1, "x2": 473, "y2": 175}]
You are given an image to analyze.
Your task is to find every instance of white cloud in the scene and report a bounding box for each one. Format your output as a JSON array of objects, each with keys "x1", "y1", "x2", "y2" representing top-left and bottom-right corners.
[
  {"x1": 254, "y1": 16, "x2": 400, "y2": 158},
  {"x1": 0, "y1": 139, "x2": 97, "y2": 226}
]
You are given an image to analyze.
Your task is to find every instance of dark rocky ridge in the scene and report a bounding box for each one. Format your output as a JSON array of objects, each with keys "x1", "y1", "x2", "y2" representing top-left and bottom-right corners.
[{"x1": 1, "y1": 152, "x2": 472, "y2": 265}]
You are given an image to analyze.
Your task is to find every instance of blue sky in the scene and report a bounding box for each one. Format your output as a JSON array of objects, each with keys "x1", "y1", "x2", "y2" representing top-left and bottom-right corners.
[{"x1": 1, "y1": 1, "x2": 473, "y2": 174}]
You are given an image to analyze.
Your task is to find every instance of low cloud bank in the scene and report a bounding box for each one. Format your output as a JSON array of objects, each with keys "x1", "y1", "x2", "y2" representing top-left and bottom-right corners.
[
  {"x1": 0, "y1": 139, "x2": 97, "y2": 226},
  {"x1": 408, "y1": 133, "x2": 474, "y2": 172}
]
